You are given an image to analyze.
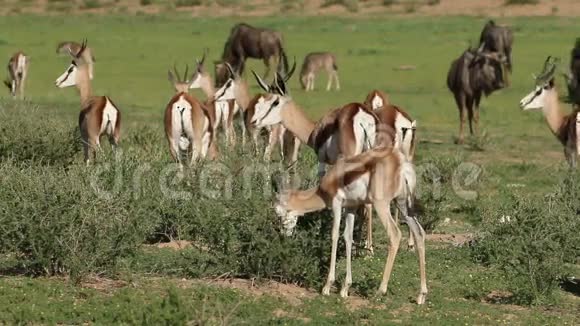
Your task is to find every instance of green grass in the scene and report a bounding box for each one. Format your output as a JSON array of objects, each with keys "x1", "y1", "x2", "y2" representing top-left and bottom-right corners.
[{"x1": 0, "y1": 14, "x2": 579, "y2": 323}]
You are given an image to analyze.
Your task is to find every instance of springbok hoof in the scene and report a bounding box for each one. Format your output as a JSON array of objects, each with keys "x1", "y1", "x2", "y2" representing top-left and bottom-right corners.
[
  {"x1": 339, "y1": 286, "x2": 350, "y2": 298},
  {"x1": 322, "y1": 285, "x2": 332, "y2": 296},
  {"x1": 416, "y1": 293, "x2": 427, "y2": 305}
]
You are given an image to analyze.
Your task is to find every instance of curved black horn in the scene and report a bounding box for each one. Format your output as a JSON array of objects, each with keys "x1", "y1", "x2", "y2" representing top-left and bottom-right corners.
[
  {"x1": 252, "y1": 70, "x2": 270, "y2": 92},
  {"x1": 225, "y1": 62, "x2": 236, "y2": 78},
  {"x1": 283, "y1": 57, "x2": 297, "y2": 82}
]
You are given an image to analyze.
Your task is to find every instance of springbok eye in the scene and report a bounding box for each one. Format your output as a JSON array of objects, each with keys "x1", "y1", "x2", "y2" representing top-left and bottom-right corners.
[
  {"x1": 68, "y1": 67, "x2": 74, "y2": 73},
  {"x1": 536, "y1": 89, "x2": 542, "y2": 95},
  {"x1": 272, "y1": 98, "x2": 280, "y2": 107}
]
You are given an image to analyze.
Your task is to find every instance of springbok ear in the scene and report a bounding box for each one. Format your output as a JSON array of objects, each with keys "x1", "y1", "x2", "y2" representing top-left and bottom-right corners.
[
  {"x1": 411, "y1": 120, "x2": 417, "y2": 128},
  {"x1": 252, "y1": 70, "x2": 270, "y2": 92},
  {"x1": 225, "y1": 62, "x2": 236, "y2": 78}
]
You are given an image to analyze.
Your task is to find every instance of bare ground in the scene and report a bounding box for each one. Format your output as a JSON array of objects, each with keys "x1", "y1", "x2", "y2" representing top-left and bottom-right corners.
[{"x1": 2, "y1": 0, "x2": 580, "y2": 17}]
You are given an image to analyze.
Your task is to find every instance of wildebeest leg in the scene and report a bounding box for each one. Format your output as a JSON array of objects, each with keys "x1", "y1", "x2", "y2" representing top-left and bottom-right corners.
[
  {"x1": 454, "y1": 93, "x2": 467, "y2": 144},
  {"x1": 473, "y1": 93, "x2": 482, "y2": 136},
  {"x1": 467, "y1": 97, "x2": 474, "y2": 136}
]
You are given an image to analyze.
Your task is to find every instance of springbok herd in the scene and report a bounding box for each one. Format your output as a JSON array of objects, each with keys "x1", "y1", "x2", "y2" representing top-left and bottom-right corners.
[{"x1": 3, "y1": 20, "x2": 580, "y2": 304}]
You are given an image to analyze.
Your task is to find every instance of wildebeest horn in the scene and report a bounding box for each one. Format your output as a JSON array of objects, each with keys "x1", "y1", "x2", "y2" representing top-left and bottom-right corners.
[
  {"x1": 225, "y1": 62, "x2": 236, "y2": 79},
  {"x1": 252, "y1": 70, "x2": 270, "y2": 92}
]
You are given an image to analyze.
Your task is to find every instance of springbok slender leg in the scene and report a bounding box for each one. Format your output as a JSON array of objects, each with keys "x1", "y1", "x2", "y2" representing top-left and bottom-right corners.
[
  {"x1": 334, "y1": 71, "x2": 340, "y2": 90},
  {"x1": 363, "y1": 204, "x2": 374, "y2": 255},
  {"x1": 340, "y1": 212, "x2": 355, "y2": 298},
  {"x1": 322, "y1": 198, "x2": 343, "y2": 296},
  {"x1": 326, "y1": 73, "x2": 332, "y2": 91},
  {"x1": 373, "y1": 200, "x2": 402, "y2": 295}
]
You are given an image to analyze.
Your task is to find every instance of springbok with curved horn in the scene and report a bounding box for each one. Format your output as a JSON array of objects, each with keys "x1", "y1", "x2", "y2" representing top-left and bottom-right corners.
[
  {"x1": 363, "y1": 89, "x2": 418, "y2": 251},
  {"x1": 275, "y1": 145, "x2": 427, "y2": 303},
  {"x1": 55, "y1": 40, "x2": 120, "y2": 165},
  {"x1": 190, "y1": 53, "x2": 249, "y2": 146},
  {"x1": 165, "y1": 57, "x2": 239, "y2": 166},
  {"x1": 520, "y1": 56, "x2": 579, "y2": 168},
  {"x1": 57, "y1": 41, "x2": 95, "y2": 79},
  {"x1": 4, "y1": 51, "x2": 28, "y2": 99}
]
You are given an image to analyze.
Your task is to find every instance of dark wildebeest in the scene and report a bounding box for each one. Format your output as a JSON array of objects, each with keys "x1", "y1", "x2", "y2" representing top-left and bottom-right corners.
[
  {"x1": 447, "y1": 44, "x2": 507, "y2": 144},
  {"x1": 479, "y1": 20, "x2": 513, "y2": 77},
  {"x1": 565, "y1": 38, "x2": 580, "y2": 106},
  {"x1": 214, "y1": 23, "x2": 289, "y2": 87}
]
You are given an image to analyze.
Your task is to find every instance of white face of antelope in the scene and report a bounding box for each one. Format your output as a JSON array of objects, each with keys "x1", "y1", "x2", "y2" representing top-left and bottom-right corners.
[
  {"x1": 371, "y1": 94, "x2": 384, "y2": 110},
  {"x1": 55, "y1": 62, "x2": 78, "y2": 88},
  {"x1": 213, "y1": 78, "x2": 236, "y2": 101},
  {"x1": 275, "y1": 202, "x2": 299, "y2": 237},
  {"x1": 519, "y1": 82, "x2": 550, "y2": 111},
  {"x1": 250, "y1": 94, "x2": 286, "y2": 128}
]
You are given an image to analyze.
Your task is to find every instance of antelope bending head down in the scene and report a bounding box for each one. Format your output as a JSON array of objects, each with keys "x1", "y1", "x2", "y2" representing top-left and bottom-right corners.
[{"x1": 4, "y1": 51, "x2": 28, "y2": 99}]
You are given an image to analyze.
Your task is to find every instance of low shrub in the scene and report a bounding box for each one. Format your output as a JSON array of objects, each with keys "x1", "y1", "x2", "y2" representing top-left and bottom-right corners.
[{"x1": 472, "y1": 172, "x2": 580, "y2": 304}]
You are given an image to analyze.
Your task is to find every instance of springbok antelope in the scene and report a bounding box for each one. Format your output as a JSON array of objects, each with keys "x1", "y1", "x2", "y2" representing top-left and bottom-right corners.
[
  {"x1": 299, "y1": 52, "x2": 340, "y2": 91},
  {"x1": 364, "y1": 89, "x2": 418, "y2": 250},
  {"x1": 245, "y1": 93, "x2": 301, "y2": 163},
  {"x1": 275, "y1": 145, "x2": 427, "y2": 303},
  {"x1": 519, "y1": 56, "x2": 579, "y2": 168},
  {"x1": 190, "y1": 53, "x2": 249, "y2": 146},
  {"x1": 165, "y1": 60, "x2": 238, "y2": 166},
  {"x1": 4, "y1": 51, "x2": 28, "y2": 99},
  {"x1": 57, "y1": 41, "x2": 95, "y2": 79},
  {"x1": 55, "y1": 40, "x2": 120, "y2": 165}
]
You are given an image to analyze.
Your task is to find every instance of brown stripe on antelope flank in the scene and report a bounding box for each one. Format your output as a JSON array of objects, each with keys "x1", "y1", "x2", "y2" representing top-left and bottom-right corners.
[
  {"x1": 79, "y1": 96, "x2": 107, "y2": 137},
  {"x1": 244, "y1": 93, "x2": 264, "y2": 130},
  {"x1": 556, "y1": 111, "x2": 579, "y2": 147},
  {"x1": 319, "y1": 146, "x2": 393, "y2": 199}
]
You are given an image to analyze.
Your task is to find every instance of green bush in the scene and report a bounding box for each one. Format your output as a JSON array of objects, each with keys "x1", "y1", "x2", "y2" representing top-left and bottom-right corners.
[{"x1": 473, "y1": 173, "x2": 580, "y2": 304}]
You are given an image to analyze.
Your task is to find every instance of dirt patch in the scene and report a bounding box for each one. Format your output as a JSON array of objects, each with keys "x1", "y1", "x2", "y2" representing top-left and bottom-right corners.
[
  {"x1": 3, "y1": 0, "x2": 580, "y2": 17},
  {"x1": 485, "y1": 290, "x2": 514, "y2": 303},
  {"x1": 272, "y1": 308, "x2": 312, "y2": 323},
  {"x1": 151, "y1": 240, "x2": 192, "y2": 250},
  {"x1": 426, "y1": 233, "x2": 474, "y2": 246},
  {"x1": 81, "y1": 275, "x2": 128, "y2": 293}
]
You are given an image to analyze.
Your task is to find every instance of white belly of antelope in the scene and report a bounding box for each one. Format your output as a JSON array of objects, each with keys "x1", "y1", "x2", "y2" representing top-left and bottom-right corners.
[{"x1": 336, "y1": 173, "x2": 370, "y2": 207}]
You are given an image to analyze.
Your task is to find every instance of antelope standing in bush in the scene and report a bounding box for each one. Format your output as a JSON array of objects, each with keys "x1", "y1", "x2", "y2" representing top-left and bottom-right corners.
[
  {"x1": 189, "y1": 52, "x2": 249, "y2": 146},
  {"x1": 4, "y1": 51, "x2": 28, "y2": 99},
  {"x1": 57, "y1": 41, "x2": 95, "y2": 79},
  {"x1": 275, "y1": 145, "x2": 427, "y2": 303},
  {"x1": 519, "y1": 56, "x2": 579, "y2": 168},
  {"x1": 299, "y1": 52, "x2": 339, "y2": 91},
  {"x1": 165, "y1": 60, "x2": 237, "y2": 166},
  {"x1": 55, "y1": 40, "x2": 120, "y2": 165},
  {"x1": 364, "y1": 89, "x2": 417, "y2": 250}
]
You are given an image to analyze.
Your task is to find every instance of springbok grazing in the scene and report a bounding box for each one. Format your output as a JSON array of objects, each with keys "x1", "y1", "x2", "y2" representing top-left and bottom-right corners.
[
  {"x1": 245, "y1": 93, "x2": 301, "y2": 163},
  {"x1": 275, "y1": 145, "x2": 427, "y2": 303},
  {"x1": 215, "y1": 23, "x2": 289, "y2": 87},
  {"x1": 4, "y1": 51, "x2": 28, "y2": 99},
  {"x1": 447, "y1": 43, "x2": 507, "y2": 144},
  {"x1": 363, "y1": 89, "x2": 417, "y2": 250},
  {"x1": 520, "y1": 56, "x2": 580, "y2": 168},
  {"x1": 190, "y1": 54, "x2": 249, "y2": 146},
  {"x1": 299, "y1": 52, "x2": 340, "y2": 91},
  {"x1": 55, "y1": 40, "x2": 120, "y2": 165},
  {"x1": 165, "y1": 60, "x2": 238, "y2": 166},
  {"x1": 57, "y1": 41, "x2": 95, "y2": 79}
]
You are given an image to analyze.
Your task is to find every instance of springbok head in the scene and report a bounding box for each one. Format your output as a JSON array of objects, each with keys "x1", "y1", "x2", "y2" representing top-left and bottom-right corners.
[
  {"x1": 519, "y1": 56, "x2": 559, "y2": 111},
  {"x1": 212, "y1": 62, "x2": 238, "y2": 102},
  {"x1": 167, "y1": 63, "x2": 198, "y2": 94},
  {"x1": 55, "y1": 39, "x2": 90, "y2": 88},
  {"x1": 249, "y1": 59, "x2": 296, "y2": 128},
  {"x1": 189, "y1": 49, "x2": 211, "y2": 90}
]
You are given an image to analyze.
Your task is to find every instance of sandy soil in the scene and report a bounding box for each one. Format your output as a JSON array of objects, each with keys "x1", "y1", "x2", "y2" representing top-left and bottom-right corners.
[{"x1": 2, "y1": 0, "x2": 580, "y2": 17}]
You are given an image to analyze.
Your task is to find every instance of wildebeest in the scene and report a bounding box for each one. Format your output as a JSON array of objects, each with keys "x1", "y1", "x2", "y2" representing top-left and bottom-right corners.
[
  {"x1": 214, "y1": 23, "x2": 289, "y2": 87},
  {"x1": 447, "y1": 44, "x2": 507, "y2": 144},
  {"x1": 565, "y1": 38, "x2": 580, "y2": 106},
  {"x1": 299, "y1": 52, "x2": 340, "y2": 91},
  {"x1": 479, "y1": 20, "x2": 514, "y2": 75}
]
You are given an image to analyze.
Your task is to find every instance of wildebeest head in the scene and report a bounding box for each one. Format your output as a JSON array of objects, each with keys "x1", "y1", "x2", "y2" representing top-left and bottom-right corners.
[{"x1": 469, "y1": 44, "x2": 507, "y2": 95}]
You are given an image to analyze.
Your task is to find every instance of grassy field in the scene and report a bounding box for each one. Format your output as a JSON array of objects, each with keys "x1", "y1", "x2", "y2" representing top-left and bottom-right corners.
[{"x1": 0, "y1": 14, "x2": 579, "y2": 324}]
